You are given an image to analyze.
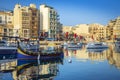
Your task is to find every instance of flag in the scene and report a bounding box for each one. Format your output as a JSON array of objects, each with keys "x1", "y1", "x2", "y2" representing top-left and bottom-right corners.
[{"x1": 66, "y1": 32, "x2": 69, "y2": 38}]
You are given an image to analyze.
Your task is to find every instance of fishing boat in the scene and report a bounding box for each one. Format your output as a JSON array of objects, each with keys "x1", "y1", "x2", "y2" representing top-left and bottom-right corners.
[
  {"x1": 0, "y1": 40, "x2": 17, "y2": 59},
  {"x1": 67, "y1": 42, "x2": 82, "y2": 49},
  {"x1": 17, "y1": 41, "x2": 63, "y2": 59},
  {"x1": 86, "y1": 42, "x2": 108, "y2": 49},
  {"x1": 61, "y1": 42, "x2": 68, "y2": 48}
]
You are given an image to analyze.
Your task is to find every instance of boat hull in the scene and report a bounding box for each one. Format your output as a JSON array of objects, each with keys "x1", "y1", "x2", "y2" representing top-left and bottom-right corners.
[
  {"x1": 86, "y1": 46, "x2": 108, "y2": 49},
  {"x1": 17, "y1": 48, "x2": 64, "y2": 60},
  {"x1": 86, "y1": 42, "x2": 108, "y2": 49},
  {"x1": 0, "y1": 48, "x2": 17, "y2": 60},
  {"x1": 17, "y1": 52, "x2": 64, "y2": 60}
]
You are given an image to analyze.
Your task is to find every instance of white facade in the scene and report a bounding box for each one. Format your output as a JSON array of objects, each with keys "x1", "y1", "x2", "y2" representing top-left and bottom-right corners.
[{"x1": 40, "y1": 4, "x2": 60, "y2": 38}]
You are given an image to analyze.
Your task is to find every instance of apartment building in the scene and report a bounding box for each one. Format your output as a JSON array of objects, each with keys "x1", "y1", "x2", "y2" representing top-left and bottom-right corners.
[
  {"x1": 40, "y1": 4, "x2": 61, "y2": 38},
  {"x1": 0, "y1": 11, "x2": 14, "y2": 40},
  {"x1": 106, "y1": 16, "x2": 120, "y2": 41},
  {"x1": 14, "y1": 4, "x2": 39, "y2": 39},
  {"x1": 73, "y1": 24, "x2": 89, "y2": 34},
  {"x1": 62, "y1": 26, "x2": 73, "y2": 33},
  {"x1": 106, "y1": 20, "x2": 115, "y2": 40},
  {"x1": 89, "y1": 23, "x2": 106, "y2": 41},
  {"x1": 113, "y1": 17, "x2": 120, "y2": 39}
]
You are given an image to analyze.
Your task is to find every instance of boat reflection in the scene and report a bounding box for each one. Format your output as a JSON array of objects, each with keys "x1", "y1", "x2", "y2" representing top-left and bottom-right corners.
[
  {"x1": 1, "y1": 44, "x2": 120, "y2": 79},
  {"x1": 17, "y1": 57, "x2": 63, "y2": 80},
  {"x1": 0, "y1": 55, "x2": 63, "y2": 80},
  {"x1": 87, "y1": 48, "x2": 108, "y2": 53}
]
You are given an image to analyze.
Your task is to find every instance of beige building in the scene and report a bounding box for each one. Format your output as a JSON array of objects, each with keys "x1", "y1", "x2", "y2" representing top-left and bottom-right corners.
[
  {"x1": 14, "y1": 4, "x2": 39, "y2": 39},
  {"x1": 89, "y1": 23, "x2": 106, "y2": 41},
  {"x1": 0, "y1": 11, "x2": 14, "y2": 40},
  {"x1": 106, "y1": 16, "x2": 120, "y2": 41},
  {"x1": 113, "y1": 17, "x2": 120, "y2": 39},
  {"x1": 106, "y1": 20, "x2": 115, "y2": 40},
  {"x1": 40, "y1": 4, "x2": 61, "y2": 38},
  {"x1": 73, "y1": 24, "x2": 89, "y2": 35},
  {"x1": 72, "y1": 24, "x2": 90, "y2": 40},
  {"x1": 62, "y1": 26, "x2": 73, "y2": 33}
]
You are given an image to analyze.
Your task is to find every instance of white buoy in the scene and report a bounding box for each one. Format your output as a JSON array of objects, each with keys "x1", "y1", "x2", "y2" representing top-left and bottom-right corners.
[{"x1": 68, "y1": 59, "x2": 72, "y2": 63}]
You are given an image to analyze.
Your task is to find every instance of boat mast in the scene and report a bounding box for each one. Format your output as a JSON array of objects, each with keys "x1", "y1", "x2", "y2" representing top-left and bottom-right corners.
[{"x1": 37, "y1": 7, "x2": 40, "y2": 59}]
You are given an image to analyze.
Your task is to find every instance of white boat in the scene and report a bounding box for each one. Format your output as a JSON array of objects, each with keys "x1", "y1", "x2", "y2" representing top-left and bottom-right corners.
[
  {"x1": 0, "y1": 40, "x2": 17, "y2": 59},
  {"x1": 19, "y1": 42, "x2": 39, "y2": 52},
  {"x1": 61, "y1": 42, "x2": 68, "y2": 47},
  {"x1": 67, "y1": 42, "x2": 82, "y2": 49},
  {"x1": 86, "y1": 42, "x2": 108, "y2": 49}
]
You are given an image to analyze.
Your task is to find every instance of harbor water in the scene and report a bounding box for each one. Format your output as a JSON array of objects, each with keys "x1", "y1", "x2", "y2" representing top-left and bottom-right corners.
[{"x1": 0, "y1": 44, "x2": 120, "y2": 80}]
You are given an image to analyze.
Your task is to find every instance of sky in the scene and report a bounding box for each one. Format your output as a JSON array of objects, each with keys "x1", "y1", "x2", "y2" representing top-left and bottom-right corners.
[{"x1": 0, "y1": 0, "x2": 120, "y2": 26}]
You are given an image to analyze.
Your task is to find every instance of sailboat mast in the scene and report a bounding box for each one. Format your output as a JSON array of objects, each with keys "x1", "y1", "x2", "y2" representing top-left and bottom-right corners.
[{"x1": 37, "y1": 8, "x2": 40, "y2": 52}]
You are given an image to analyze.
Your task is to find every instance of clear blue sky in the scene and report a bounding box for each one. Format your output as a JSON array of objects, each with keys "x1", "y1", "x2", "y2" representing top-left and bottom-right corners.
[{"x1": 0, "y1": 0, "x2": 120, "y2": 26}]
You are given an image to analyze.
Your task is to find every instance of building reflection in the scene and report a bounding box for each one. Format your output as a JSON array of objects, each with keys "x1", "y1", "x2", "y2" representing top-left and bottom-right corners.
[
  {"x1": 0, "y1": 59, "x2": 17, "y2": 72},
  {"x1": 0, "y1": 57, "x2": 63, "y2": 80},
  {"x1": 63, "y1": 44, "x2": 120, "y2": 69},
  {"x1": 107, "y1": 44, "x2": 120, "y2": 69},
  {"x1": 17, "y1": 58, "x2": 63, "y2": 80},
  {"x1": 0, "y1": 59, "x2": 17, "y2": 80}
]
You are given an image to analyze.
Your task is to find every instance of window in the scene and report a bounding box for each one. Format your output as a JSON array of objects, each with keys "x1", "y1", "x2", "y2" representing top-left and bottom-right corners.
[
  {"x1": 24, "y1": 30, "x2": 27, "y2": 34},
  {"x1": 32, "y1": 13, "x2": 36, "y2": 16},
  {"x1": 0, "y1": 17, "x2": 2, "y2": 23},
  {"x1": 4, "y1": 29, "x2": 7, "y2": 32}
]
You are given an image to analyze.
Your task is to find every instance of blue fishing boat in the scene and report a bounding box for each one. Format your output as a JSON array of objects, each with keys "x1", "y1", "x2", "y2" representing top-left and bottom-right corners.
[
  {"x1": 0, "y1": 40, "x2": 17, "y2": 59},
  {"x1": 17, "y1": 41, "x2": 63, "y2": 59}
]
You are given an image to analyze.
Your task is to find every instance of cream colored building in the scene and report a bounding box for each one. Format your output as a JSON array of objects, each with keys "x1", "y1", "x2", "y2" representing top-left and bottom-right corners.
[
  {"x1": 14, "y1": 4, "x2": 39, "y2": 39},
  {"x1": 73, "y1": 24, "x2": 89, "y2": 35},
  {"x1": 40, "y1": 4, "x2": 61, "y2": 38},
  {"x1": 106, "y1": 16, "x2": 120, "y2": 41},
  {"x1": 106, "y1": 20, "x2": 116, "y2": 41},
  {"x1": 0, "y1": 11, "x2": 14, "y2": 40},
  {"x1": 113, "y1": 17, "x2": 120, "y2": 39},
  {"x1": 62, "y1": 26, "x2": 73, "y2": 33},
  {"x1": 89, "y1": 23, "x2": 106, "y2": 41},
  {"x1": 72, "y1": 24, "x2": 90, "y2": 41}
]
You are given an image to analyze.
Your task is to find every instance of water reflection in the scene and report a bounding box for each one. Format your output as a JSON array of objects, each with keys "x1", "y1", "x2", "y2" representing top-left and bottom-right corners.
[
  {"x1": 87, "y1": 48, "x2": 107, "y2": 53},
  {"x1": 64, "y1": 44, "x2": 120, "y2": 69},
  {"x1": 0, "y1": 59, "x2": 17, "y2": 80},
  {"x1": 17, "y1": 58, "x2": 63, "y2": 80},
  {"x1": 1, "y1": 44, "x2": 120, "y2": 80},
  {"x1": 0, "y1": 57, "x2": 63, "y2": 80}
]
